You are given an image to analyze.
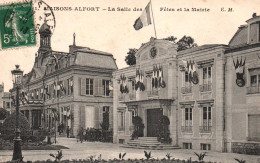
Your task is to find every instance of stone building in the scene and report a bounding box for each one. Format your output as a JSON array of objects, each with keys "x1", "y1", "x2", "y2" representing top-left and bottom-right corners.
[
  {"x1": 10, "y1": 22, "x2": 117, "y2": 136},
  {"x1": 113, "y1": 14, "x2": 260, "y2": 153},
  {"x1": 0, "y1": 83, "x2": 11, "y2": 113}
]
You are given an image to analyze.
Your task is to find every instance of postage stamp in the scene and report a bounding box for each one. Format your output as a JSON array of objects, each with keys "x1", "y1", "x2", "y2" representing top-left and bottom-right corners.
[{"x1": 0, "y1": 1, "x2": 36, "y2": 49}]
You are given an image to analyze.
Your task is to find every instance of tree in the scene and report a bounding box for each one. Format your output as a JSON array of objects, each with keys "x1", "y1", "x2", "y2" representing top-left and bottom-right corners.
[
  {"x1": 176, "y1": 35, "x2": 198, "y2": 51},
  {"x1": 2, "y1": 112, "x2": 31, "y2": 141},
  {"x1": 0, "y1": 108, "x2": 8, "y2": 120},
  {"x1": 125, "y1": 48, "x2": 138, "y2": 66},
  {"x1": 125, "y1": 36, "x2": 197, "y2": 65}
]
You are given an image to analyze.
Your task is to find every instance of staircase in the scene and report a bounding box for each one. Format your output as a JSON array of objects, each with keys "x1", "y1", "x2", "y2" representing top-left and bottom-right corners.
[{"x1": 121, "y1": 137, "x2": 180, "y2": 150}]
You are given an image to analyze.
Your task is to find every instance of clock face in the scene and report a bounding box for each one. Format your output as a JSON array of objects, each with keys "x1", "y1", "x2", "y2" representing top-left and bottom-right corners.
[
  {"x1": 236, "y1": 78, "x2": 245, "y2": 87},
  {"x1": 150, "y1": 47, "x2": 157, "y2": 58}
]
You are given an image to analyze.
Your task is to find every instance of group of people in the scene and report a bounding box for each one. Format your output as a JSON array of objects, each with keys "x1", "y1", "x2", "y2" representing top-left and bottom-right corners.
[{"x1": 58, "y1": 123, "x2": 70, "y2": 138}]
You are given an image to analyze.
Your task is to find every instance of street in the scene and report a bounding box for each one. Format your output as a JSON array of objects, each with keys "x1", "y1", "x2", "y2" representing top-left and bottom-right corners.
[{"x1": 0, "y1": 137, "x2": 260, "y2": 163}]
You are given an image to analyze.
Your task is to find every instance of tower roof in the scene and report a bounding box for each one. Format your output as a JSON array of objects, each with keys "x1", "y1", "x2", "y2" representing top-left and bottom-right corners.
[{"x1": 39, "y1": 22, "x2": 51, "y2": 35}]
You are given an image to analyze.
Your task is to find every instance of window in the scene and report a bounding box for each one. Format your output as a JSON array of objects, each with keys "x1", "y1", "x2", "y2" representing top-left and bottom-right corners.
[
  {"x1": 67, "y1": 78, "x2": 70, "y2": 95},
  {"x1": 131, "y1": 80, "x2": 135, "y2": 91},
  {"x1": 182, "y1": 107, "x2": 192, "y2": 132},
  {"x1": 86, "y1": 78, "x2": 94, "y2": 95},
  {"x1": 203, "y1": 67, "x2": 211, "y2": 84},
  {"x1": 248, "y1": 70, "x2": 260, "y2": 94},
  {"x1": 200, "y1": 66, "x2": 212, "y2": 92},
  {"x1": 102, "y1": 107, "x2": 110, "y2": 129},
  {"x1": 102, "y1": 80, "x2": 110, "y2": 96},
  {"x1": 185, "y1": 71, "x2": 191, "y2": 87},
  {"x1": 200, "y1": 143, "x2": 211, "y2": 150},
  {"x1": 6, "y1": 102, "x2": 10, "y2": 108},
  {"x1": 183, "y1": 143, "x2": 192, "y2": 149},
  {"x1": 181, "y1": 71, "x2": 192, "y2": 94},
  {"x1": 200, "y1": 106, "x2": 212, "y2": 132}
]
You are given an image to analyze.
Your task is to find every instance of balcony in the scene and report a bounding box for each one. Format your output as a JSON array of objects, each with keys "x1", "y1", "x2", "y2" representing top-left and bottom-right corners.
[
  {"x1": 200, "y1": 83, "x2": 212, "y2": 92},
  {"x1": 181, "y1": 86, "x2": 192, "y2": 94},
  {"x1": 181, "y1": 126, "x2": 192, "y2": 133},
  {"x1": 247, "y1": 86, "x2": 260, "y2": 94},
  {"x1": 129, "y1": 92, "x2": 136, "y2": 100},
  {"x1": 199, "y1": 126, "x2": 212, "y2": 133},
  {"x1": 147, "y1": 90, "x2": 159, "y2": 97}
]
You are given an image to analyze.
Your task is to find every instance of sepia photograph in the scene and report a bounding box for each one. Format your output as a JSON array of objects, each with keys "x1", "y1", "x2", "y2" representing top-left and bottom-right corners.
[{"x1": 0, "y1": 0, "x2": 260, "y2": 162}]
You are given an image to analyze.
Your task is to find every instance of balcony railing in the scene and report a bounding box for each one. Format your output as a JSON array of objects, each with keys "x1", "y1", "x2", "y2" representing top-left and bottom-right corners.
[
  {"x1": 147, "y1": 90, "x2": 159, "y2": 97},
  {"x1": 200, "y1": 83, "x2": 212, "y2": 92},
  {"x1": 181, "y1": 86, "x2": 192, "y2": 94},
  {"x1": 199, "y1": 126, "x2": 212, "y2": 133},
  {"x1": 247, "y1": 86, "x2": 260, "y2": 94},
  {"x1": 181, "y1": 126, "x2": 192, "y2": 132},
  {"x1": 129, "y1": 92, "x2": 136, "y2": 100}
]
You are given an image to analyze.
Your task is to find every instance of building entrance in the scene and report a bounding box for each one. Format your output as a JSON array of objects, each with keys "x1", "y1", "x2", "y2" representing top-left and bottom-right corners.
[{"x1": 147, "y1": 108, "x2": 163, "y2": 137}]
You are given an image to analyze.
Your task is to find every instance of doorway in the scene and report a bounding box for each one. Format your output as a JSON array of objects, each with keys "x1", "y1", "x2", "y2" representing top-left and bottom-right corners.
[{"x1": 147, "y1": 108, "x2": 163, "y2": 137}]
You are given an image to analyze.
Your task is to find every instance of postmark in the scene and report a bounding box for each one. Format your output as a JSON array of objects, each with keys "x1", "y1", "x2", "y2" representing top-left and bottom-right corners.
[
  {"x1": 0, "y1": 1, "x2": 36, "y2": 49},
  {"x1": 33, "y1": 0, "x2": 56, "y2": 34}
]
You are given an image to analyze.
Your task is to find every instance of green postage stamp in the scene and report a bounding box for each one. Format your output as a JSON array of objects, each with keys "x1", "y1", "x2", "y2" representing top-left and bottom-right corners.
[{"x1": 0, "y1": 1, "x2": 36, "y2": 49}]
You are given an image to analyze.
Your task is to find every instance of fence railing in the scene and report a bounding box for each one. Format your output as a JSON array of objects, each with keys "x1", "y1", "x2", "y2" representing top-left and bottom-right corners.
[
  {"x1": 181, "y1": 126, "x2": 193, "y2": 132},
  {"x1": 200, "y1": 83, "x2": 212, "y2": 92},
  {"x1": 199, "y1": 126, "x2": 212, "y2": 133},
  {"x1": 247, "y1": 86, "x2": 260, "y2": 94}
]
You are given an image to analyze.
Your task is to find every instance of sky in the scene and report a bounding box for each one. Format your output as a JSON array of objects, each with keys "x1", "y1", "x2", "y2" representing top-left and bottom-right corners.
[{"x1": 0, "y1": 0, "x2": 260, "y2": 91}]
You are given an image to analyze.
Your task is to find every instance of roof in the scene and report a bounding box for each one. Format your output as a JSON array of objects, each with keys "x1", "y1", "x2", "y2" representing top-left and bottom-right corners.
[
  {"x1": 39, "y1": 22, "x2": 51, "y2": 34},
  {"x1": 77, "y1": 48, "x2": 113, "y2": 56},
  {"x1": 229, "y1": 25, "x2": 248, "y2": 47},
  {"x1": 75, "y1": 51, "x2": 117, "y2": 70},
  {"x1": 178, "y1": 44, "x2": 227, "y2": 55}
]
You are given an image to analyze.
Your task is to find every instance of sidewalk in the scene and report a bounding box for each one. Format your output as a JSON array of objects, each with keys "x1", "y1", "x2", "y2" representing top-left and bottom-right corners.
[{"x1": 0, "y1": 137, "x2": 259, "y2": 163}]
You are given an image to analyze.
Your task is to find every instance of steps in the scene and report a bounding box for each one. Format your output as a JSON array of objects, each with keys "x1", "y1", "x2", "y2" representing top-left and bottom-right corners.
[{"x1": 121, "y1": 137, "x2": 180, "y2": 150}]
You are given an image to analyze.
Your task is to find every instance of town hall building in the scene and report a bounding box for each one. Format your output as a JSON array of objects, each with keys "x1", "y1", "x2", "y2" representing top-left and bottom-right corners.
[
  {"x1": 10, "y1": 22, "x2": 117, "y2": 137},
  {"x1": 113, "y1": 14, "x2": 260, "y2": 154}
]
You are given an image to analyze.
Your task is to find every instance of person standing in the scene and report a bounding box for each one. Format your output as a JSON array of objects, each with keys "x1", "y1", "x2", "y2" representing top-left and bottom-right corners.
[{"x1": 66, "y1": 126, "x2": 70, "y2": 138}]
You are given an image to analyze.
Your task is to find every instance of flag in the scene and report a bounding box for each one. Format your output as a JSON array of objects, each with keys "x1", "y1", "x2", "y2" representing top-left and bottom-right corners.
[{"x1": 133, "y1": 2, "x2": 152, "y2": 30}]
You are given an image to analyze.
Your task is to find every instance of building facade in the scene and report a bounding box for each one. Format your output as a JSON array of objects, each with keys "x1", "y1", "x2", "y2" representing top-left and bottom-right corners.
[
  {"x1": 0, "y1": 83, "x2": 11, "y2": 113},
  {"x1": 113, "y1": 14, "x2": 260, "y2": 153},
  {"x1": 10, "y1": 23, "x2": 117, "y2": 136}
]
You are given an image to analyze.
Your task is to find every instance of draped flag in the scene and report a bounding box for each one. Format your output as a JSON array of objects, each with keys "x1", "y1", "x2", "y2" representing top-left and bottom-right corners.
[
  {"x1": 120, "y1": 74, "x2": 129, "y2": 94},
  {"x1": 135, "y1": 69, "x2": 145, "y2": 91},
  {"x1": 152, "y1": 64, "x2": 166, "y2": 88},
  {"x1": 183, "y1": 59, "x2": 199, "y2": 84},
  {"x1": 133, "y1": 2, "x2": 152, "y2": 30},
  {"x1": 233, "y1": 56, "x2": 246, "y2": 87}
]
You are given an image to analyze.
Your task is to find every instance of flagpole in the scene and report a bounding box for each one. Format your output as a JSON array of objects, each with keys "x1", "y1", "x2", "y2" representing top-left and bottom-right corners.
[{"x1": 150, "y1": 0, "x2": 157, "y2": 38}]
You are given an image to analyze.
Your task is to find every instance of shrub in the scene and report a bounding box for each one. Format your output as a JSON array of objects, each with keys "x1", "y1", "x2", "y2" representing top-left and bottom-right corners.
[
  {"x1": 131, "y1": 116, "x2": 144, "y2": 139},
  {"x1": 157, "y1": 115, "x2": 172, "y2": 144},
  {"x1": 2, "y1": 112, "x2": 31, "y2": 141}
]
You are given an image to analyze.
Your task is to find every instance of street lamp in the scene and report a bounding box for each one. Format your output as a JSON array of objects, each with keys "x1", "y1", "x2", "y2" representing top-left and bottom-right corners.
[{"x1": 11, "y1": 65, "x2": 23, "y2": 161}]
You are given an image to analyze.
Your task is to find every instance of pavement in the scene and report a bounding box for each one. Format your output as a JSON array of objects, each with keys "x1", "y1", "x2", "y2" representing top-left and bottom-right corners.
[{"x1": 0, "y1": 137, "x2": 260, "y2": 163}]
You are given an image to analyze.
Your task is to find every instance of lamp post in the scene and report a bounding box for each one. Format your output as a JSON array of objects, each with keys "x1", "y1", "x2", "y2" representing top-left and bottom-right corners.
[{"x1": 11, "y1": 65, "x2": 23, "y2": 161}]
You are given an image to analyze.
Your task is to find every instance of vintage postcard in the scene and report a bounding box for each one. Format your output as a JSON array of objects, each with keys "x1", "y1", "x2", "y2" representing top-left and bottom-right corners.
[{"x1": 0, "y1": 0, "x2": 260, "y2": 162}]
